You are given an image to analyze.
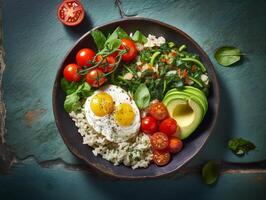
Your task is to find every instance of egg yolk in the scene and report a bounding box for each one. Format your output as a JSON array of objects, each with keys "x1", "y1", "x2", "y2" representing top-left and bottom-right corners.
[
  {"x1": 90, "y1": 92, "x2": 114, "y2": 117},
  {"x1": 114, "y1": 103, "x2": 135, "y2": 126}
]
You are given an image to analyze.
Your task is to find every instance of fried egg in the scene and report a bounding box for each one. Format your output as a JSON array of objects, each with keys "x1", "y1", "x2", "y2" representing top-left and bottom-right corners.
[{"x1": 84, "y1": 85, "x2": 140, "y2": 143}]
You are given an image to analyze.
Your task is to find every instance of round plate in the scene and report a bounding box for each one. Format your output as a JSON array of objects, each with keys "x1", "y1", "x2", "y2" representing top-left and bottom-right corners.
[{"x1": 52, "y1": 17, "x2": 220, "y2": 179}]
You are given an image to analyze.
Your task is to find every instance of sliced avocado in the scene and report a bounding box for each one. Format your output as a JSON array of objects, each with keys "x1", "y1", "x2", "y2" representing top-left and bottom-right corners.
[
  {"x1": 182, "y1": 87, "x2": 208, "y2": 113},
  {"x1": 163, "y1": 90, "x2": 207, "y2": 114},
  {"x1": 166, "y1": 98, "x2": 204, "y2": 139},
  {"x1": 184, "y1": 86, "x2": 208, "y2": 107}
]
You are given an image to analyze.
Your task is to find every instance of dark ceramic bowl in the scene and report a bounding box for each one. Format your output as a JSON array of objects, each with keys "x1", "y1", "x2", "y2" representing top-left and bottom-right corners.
[{"x1": 53, "y1": 17, "x2": 220, "y2": 179}]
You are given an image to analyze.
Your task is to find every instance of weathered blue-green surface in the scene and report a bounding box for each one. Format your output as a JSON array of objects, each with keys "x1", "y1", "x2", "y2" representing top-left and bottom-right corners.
[
  {"x1": 1, "y1": 159, "x2": 266, "y2": 200},
  {"x1": 1, "y1": 0, "x2": 266, "y2": 199}
]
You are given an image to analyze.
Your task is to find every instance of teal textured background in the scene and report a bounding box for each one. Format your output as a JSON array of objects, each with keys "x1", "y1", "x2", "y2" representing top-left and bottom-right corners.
[{"x1": 1, "y1": 0, "x2": 266, "y2": 199}]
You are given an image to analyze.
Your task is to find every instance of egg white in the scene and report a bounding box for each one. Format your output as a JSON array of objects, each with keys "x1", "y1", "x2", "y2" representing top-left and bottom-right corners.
[{"x1": 84, "y1": 85, "x2": 140, "y2": 143}]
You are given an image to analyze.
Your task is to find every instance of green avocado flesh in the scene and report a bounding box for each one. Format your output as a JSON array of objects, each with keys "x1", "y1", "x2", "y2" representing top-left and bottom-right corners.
[
  {"x1": 163, "y1": 87, "x2": 208, "y2": 140},
  {"x1": 164, "y1": 90, "x2": 207, "y2": 114}
]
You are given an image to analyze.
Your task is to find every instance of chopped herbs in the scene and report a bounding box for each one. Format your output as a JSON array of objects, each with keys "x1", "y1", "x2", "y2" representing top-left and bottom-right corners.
[
  {"x1": 228, "y1": 137, "x2": 256, "y2": 156},
  {"x1": 112, "y1": 37, "x2": 209, "y2": 102}
]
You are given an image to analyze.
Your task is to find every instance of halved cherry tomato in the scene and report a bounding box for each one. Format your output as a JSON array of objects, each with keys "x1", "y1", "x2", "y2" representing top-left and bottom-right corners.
[
  {"x1": 153, "y1": 150, "x2": 171, "y2": 166},
  {"x1": 168, "y1": 137, "x2": 183, "y2": 153},
  {"x1": 85, "y1": 69, "x2": 106, "y2": 87},
  {"x1": 57, "y1": 0, "x2": 85, "y2": 26},
  {"x1": 76, "y1": 48, "x2": 95, "y2": 67},
  {"x1": 149, "y1": 102, "x2": 169, "y2": 121},
  {"x1": 159, "y1": 118, "x2": 179, "y2": 136},
  {"x1": 63, "y1": 63, "x2": 81, "y2": 82},
  {"x1": 96, "y1": 55, "x2": 116, "y2": 73},
  {"x1": 141, "y1": 116, "x2": 158, "y2": 134},
  {"x1": 119, "y1": 38, "x2": 137, "y2": 62},
  {"x1": 150, "y1": 132, "x2": 169, "y2": 150}
]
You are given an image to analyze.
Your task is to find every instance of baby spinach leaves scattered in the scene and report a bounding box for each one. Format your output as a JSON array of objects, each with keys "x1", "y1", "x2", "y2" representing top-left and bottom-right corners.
[
  {"x1": 134, "y1": 84, "x2": 150, "y2": 109},
  {"x1": 105, "y1": 39, "x2": 121, "y2": 52},
  {"x1": 228, "y1": 137, "x2": 256, "y2": 156},
  {"x1": 105, "y1": 27, "x2": 129, "y2": 44},
  {"x1": 214, "y1": 46, "x2": 243, "y2": 67},
  {"x1": 64, "y1": 93, "x2": 81, "y2": 113},
  {"x1": 202, "y1": 160, "x2": 219, "y2": 185},
  {"x1": 131, "y1": 30, "x2": 148, "y2": 44},
  {"x1": 91, "y1": 30, "x2": 106, "y2": 51},
  {"x1": 61, "y1": 78, "x2": 79, "y2": 95},
  {"x1": 63, "y1": 81, "x2": 93, "y2": 112}
]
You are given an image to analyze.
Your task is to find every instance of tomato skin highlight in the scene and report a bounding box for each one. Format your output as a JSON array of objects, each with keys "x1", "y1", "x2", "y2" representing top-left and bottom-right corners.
[
  {"x1": 150, "y1": 132, "x2": 169, "y2": 150},
  {"x1": 149, "y1": 102, "x2": 169, "y2": 121},
  {"x1": 141, "y1": 116, "x2": 158, "y2": 134},
  {"x1": 153, "y1": 150, "x2": 171, "y2": 166},
  {"x1": 76, "y1": 48, "x2": 95, "y2": 67},
  {"x1": 96, "y1": 55, "x2": 116, "y2": 73},
  {"x1": 159, "y1": 118, "x2": 178, "y2": 136},
  {"x1": 120, "y1": 38, "x2": 137, "y2": 62},
  {"x1": 168, "y1": 137, "x2": 183, "y2": 153},
  {"x1": 85, "y1": 69, "x2": 107, "y2": 87},
  {"x1": 57, "y1": 0, "x2": 85, "y2": 26},
  {"x1": 63, "y1": 63, "x2": 81, "y2": 82}
]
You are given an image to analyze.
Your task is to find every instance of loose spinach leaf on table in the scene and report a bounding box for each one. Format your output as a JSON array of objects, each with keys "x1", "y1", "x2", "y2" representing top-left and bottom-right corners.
[
  {"x1": 131, "y1": 30, "x2": 148, "y2": 44},
  {"x1": 202, "y1": 160, "x2": 219, "y2": 185},
  {"x1": 91, "y1": 30, "x2": 106, "y2": 51},
  {"x1": 134, "y1": 84, "x2": 150, "y2": 109},
  {"x1": 214, "y1": 46, "x2": 243, "y2": 67},
  {"x1": 228, "y1": 137, "x2": 256, "y2": 156}
]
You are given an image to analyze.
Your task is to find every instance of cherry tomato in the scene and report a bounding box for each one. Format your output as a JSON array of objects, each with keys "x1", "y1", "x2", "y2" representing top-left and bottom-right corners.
[
  {"x1": 153, "y1": 150, "x2": 171, "y2": 166},
  {"x1": 57, "y1": 0, "x2": 85, "y2": 26},
  {"x1": 168, "y1": 137, "x2": 183, "y2": 153},
  {"x1": 141, "y1": 116, "x2": 158, "y2": 134},
  {"x1": 159, "y1": 118, "x2": 179, "y2": 136},
  {"x1": 119, "y1": 38, "x2": 137, "y2": 62},
  {"x1": 149, "y1": 102, "x2": 169, "y2": 121},
  {"x1": 96, "y1": 55, "x2": 116, "y2": 73},
  {"x1": 63, "y1": 63, "x2": 81, "y2": 82},
  {"x1": 85, "y1": 69, "x2": 107, "y2": 87},
  {"x1": 76, "y1": 48, "x2": 95, "y2": 67},
  {"x1": 150, "y1": 132, "x2": 169, "y2": 150},
  {"x1": 110, "y1": 51, "x2": 119, "y2": 58}
]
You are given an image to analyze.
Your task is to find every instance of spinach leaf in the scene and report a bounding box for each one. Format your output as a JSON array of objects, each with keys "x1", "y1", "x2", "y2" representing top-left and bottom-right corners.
[
  {"x1": 228, "y1": 138, "x2": 256, "y2": 156},
  {"x1": 62, "y1": 81, "x2": 93, "y2": 113},
  {"x1": 214, "y1": 46, "x2": 242, "y2": 66},
  {"x1": 106, "y1": 39, "x2": 121, "y2": 51},
  {"x1": 61, "y1": 78, "x2": 79, "y2": 95},
  {"x1": 91, "y1": 30, "x2": 106, "y2": 51},
  {"x1": 131, "y1": 30, "x2": 147, "y2": 44},
  {"x1": 64, "y1": 93, "x2": 81, "y2": 113},
  {"x1": 77, "y1": 82, "x2": 93, "y2": 98},
  {"x1": 105, "y1": 27, "x2": 129, "y2": 44},
  {"x1": 202, "y1": 160, "x2": 219, "y2": 185},
  {"x1": 134, "y1": 84, "x2": 150, "y2": 109}
]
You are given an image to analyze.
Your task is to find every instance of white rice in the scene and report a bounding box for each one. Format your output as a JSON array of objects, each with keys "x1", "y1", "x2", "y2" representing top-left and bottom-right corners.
[{"x1": 69, "y1": 109, "x2": 153, "y2": 169}]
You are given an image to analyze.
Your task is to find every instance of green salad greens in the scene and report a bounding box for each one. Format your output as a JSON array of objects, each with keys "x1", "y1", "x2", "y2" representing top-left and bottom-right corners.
[
  {"x1": 111, "y1": 39, "x2": 209, "y2": 101},
  {"x1": 61, "y1": 26, "x2": 209, "y2": 114}
]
